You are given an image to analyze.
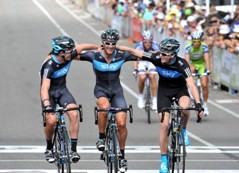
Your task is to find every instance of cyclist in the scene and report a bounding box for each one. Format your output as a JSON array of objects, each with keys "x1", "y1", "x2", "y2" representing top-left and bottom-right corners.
[
  {"x1": 40, "y1": 36, "x2": 98, "y2": 164},
  {"x1": 71, "y1": 28, "x2": 138, "y2": 172},
  {"x1": 133, "y1": 30, "x2": 159, "y2": 110},
  {"x1": 116, "y1": 38, "x2": 204, "y2": 173},
  {"x1": 185, "y1": 31, "x2": 211, "y2": 116}
]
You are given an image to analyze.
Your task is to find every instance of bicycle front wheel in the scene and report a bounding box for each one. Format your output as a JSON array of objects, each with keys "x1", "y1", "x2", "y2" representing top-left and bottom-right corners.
[
  {"x1": 62, "y1": 127, "x2": 71, "y2": 173},
  {"x1": 108, "y1": 126, "x2": 119, "y2": 173},
  {"x1": 53, "y1": 130, "x2": 62, "y2": 173},
  {"x1": 174, "y1": 128, "x2": 186, "y2": 173}
]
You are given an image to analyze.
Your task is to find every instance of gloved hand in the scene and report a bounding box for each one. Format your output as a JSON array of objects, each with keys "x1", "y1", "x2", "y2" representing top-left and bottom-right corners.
[
  {"x1": 195, "y1": 103, "x2": 203, "y2": 112},
  {"x1": 132, "y1": 69, "x2": 138, "y2": 77},
  {"x1": 44, "y1": 105, "x2": 54, "y2": 113},
  {"x1": 206, "y1": 70, "x2": 211, "y2": 75}
]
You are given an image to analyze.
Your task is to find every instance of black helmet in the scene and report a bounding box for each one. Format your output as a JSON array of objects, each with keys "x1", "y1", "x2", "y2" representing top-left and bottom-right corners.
[
  {"x1": 101, "y1": 28, "x2": 120, "y2": 42},
  {"x1": 51, "y1": 36, "x2": 75, "y2": 54},
  {"x1": 159, "y1": 38, "x2": 180, "y2": 54}
]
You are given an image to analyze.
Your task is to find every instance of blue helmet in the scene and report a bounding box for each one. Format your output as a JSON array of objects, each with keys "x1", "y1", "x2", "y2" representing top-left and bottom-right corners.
[
  {"x1": 159, "y1": 38, "x2": 180, "y2": 54},
  {"x1": 51, "y1": 36, "x2": 75, "y2": 54},
  {"x1": 141, "y1": 30, "x2": 153, "y2": 41}
]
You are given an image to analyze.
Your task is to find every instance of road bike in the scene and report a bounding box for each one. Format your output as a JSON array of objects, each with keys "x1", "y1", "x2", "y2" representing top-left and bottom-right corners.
[
  {"x1": 161, "y1": 99, "x2": 196, "y2": 173},
  {"x1": 94, "y1": 105, "x2": 133, "y2": 173},
  {"x1": 42, "y1": 104, "x2": 83, "y2": 173}
]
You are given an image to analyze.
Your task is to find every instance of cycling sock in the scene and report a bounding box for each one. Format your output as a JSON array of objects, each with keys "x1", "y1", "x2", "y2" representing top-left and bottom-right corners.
[
  {"x1": 120, "y1": 149, "x2": 125, "y2": 159},
  {"x1": 46, "y1": 139, "x2": 53, "y2": 150},
  {"x1": 152, "y1": 96, "x2": 157, "y2": 100},
  {"x1": 71, "y1": 138, "x2": 78, "y2": 152},
  {"x1": 161, "y1": 154, "x2": 168, "y2": 163},
  {"x1": 183, "y1": 128, "x2": 186, "y2": 133},
  {"x1": 139, "y1": 94, "x2": 144, "y2": 98},
  {"x1": 99, "y1": 133, "x2": 106, "y2": 139}
]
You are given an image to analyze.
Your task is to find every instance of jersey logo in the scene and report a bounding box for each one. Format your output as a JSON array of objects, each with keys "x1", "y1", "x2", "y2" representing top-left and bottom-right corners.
[
  {"x1": 93, "y1": 60, "x2": 124, "y2": 72},
  {"x1": 156, "y1": 67, "x2": 182, "y2": 78},
  {"x1": 51, "y1": 62, "x2": 71, "y2": 78},
  {"x1": 178, "y1": 60, "x2": 183, "y2": 66}
]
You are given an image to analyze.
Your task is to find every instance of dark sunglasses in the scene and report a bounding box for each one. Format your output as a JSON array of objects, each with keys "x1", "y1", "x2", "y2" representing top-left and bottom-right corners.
[
  {"x1": 192, "y1": 40, "x2": 201, "y2": 43},
  {"x1": 104, "y1": 42, "x2": 116, "y2": 46},
  {"x1": 161, "y1": 52, "x2": 171, "y2": 56},
  {"x1": 143, "y1": 40, "x2": 152, "y2": 43}
]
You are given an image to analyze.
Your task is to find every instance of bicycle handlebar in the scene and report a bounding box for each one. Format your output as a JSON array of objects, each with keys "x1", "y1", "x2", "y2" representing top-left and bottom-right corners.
[
  {"x1": 161, "y1": 106, "x2": 197, "y2": 123},
  {"x1": 42, "y1": 104, "x2": 83, "y2": 127},
  {"x1": 94, "y1": 105, "x2": 133, "y2": 125}
]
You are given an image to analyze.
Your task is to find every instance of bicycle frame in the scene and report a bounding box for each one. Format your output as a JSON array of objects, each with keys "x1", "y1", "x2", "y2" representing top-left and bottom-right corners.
[
  {"x1": 94, "y1": 106, "x2": 133, "y2": 173},
  {"x1": 162, "y1": 102, "x2": 196, "y2": 173},
  {"x1": 42, "y1": 105, "x2": 83, "y2": 173}
]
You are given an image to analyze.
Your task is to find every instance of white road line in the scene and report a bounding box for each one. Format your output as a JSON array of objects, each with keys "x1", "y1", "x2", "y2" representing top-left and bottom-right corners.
[
  {"x1": 33, "y1": 0, "x2": 68, "y2": 36},
  {"x1": 0, "y1": 170, "x2": 238, "y2": 173},
  {"x1": 0, "y1": 146, "x2": 239, "y2": 154},
  {"x1": 208, "y1": 99, "x2": 239, "y2": 118},
  {"x1": 216, "y1": 99, "x2": 239, "y2": 104}
]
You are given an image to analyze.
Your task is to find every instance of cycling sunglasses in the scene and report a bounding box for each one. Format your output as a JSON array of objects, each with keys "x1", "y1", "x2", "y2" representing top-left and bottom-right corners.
[
  {"x1": 143, "y1": 40, "x2": 152, "y2": 43},
  {"x1": 161, "y1": 52, "x2": 172, "y2": 57},
  {"x1": 104, "y1": 42, "x2": 117, "y2": 46},
  {"x1": 192, "y1": 39, "x2": 201, "y2": 43}
]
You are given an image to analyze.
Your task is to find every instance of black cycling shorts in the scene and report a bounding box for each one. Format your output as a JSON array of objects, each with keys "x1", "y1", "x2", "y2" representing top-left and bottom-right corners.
[
  {"x1": 41, "y1": 87, "x2": 76, "y2": 109},
  {"x1": 157, "y1": 85, "x2": 189, "y2": 113},
  {"x1": 94, "y1": 84, "x2": 127, "y2": 109}
]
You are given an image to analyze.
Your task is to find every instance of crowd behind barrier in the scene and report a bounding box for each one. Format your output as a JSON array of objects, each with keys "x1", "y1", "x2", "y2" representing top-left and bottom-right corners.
[{"x1": 72, "y1": 0, "x2": 239, "y2": 95}]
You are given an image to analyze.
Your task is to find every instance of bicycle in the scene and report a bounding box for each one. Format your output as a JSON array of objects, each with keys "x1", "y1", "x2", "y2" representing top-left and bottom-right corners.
[
  {"x1": 94, "y1": 105, "x2": 133, "y2": 173},
  {"x1": 161, "y1": 99, "x2": 197, "y2": 173},
  {"x1": 42, "y1": 104, "x2": 83, "y2": 173}
]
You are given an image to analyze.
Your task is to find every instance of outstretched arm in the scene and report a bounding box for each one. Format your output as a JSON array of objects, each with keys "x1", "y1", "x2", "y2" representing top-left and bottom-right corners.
[
  {"x1": 74, "y1": 44, "x2": 99, "y2": 60},
  {"x1": 116, "y1": 46, "x2": 144, "y2": 58}
]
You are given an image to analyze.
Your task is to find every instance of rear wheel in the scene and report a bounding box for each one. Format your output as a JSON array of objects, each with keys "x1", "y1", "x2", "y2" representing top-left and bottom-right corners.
[{"x1": 145, "y1": 84, "x2": 151, "y2": 124}]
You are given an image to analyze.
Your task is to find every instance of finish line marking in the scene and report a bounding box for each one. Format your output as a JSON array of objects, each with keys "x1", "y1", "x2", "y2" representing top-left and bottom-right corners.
[
  {"x1": 0, "y1": 146, "x2": 239, "y2": 154},
  {"x1": 0, "y1": 169, "x2": 238, "y2": 173}
]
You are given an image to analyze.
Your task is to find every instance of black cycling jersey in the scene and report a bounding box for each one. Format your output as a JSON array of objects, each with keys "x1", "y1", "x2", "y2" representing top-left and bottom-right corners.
[
  {"x1": 40, "y1": 55, "x2": 73, "y2": 90},
  {"x1": 142, "y1": 52, "x2": 192, "y2": 88},
  {"x1": 40, "y1": 55, "x2": 76, "y2": 108},
  {"x1": 142, "y1": 52, "x2": 192, "y2": 112},
  {"x1": 80, "y1": 50, "x2": 137, "y2": 86},
  {"x1": 79, "y1": 50, "x2": 137, "y2": 108}
]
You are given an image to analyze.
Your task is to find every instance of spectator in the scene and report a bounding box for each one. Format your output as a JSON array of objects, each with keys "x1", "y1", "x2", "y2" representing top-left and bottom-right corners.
[
  {"x1": 214, "y1": 24, "x2": 231, "y2": 50},
  {"x1": 155, "y1": 12, "x2": 165, "y2": 33},
  {"x1": 228, "y1": 22, "x2": 239, "y2": 54}
]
